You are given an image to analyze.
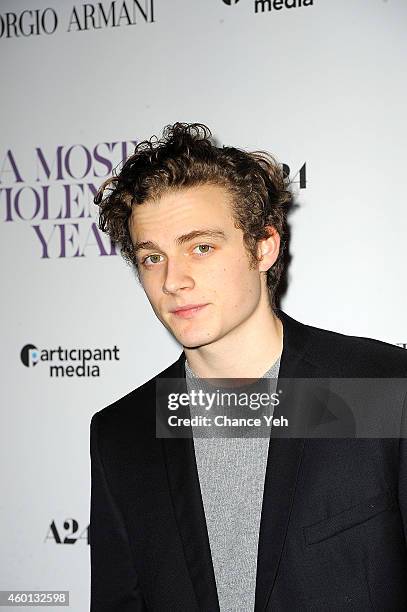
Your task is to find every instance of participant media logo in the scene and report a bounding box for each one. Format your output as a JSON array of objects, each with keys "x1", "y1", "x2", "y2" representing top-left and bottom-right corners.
[
  {"x1": 220, "y1": 0, "x2": 314, "y2": 13},
  {"x1": 254, "y1": 0, "x2": 313, "y2": 11},
  {"x1": 20, "y1": 343, "x2": 120, "y2": 377}
]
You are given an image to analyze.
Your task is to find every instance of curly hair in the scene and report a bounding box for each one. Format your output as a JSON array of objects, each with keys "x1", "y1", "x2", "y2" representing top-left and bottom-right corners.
[{"x1": 94, "y1": 122, "x2": 292, "y2": 306}]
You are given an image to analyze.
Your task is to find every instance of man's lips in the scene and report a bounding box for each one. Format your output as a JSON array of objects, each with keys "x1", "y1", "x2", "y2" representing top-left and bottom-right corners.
[{"x1": 170, "y1": 304, "x2": 208, "y2": 318}]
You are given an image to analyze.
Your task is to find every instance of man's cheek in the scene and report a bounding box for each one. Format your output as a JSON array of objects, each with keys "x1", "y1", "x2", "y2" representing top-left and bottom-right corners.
[
  {"x1": 143, "y1": 286, "x2": 161, "y2": 314},
  {"x1": 141, "y1": 273, "x2": 158, "y2": 296}
]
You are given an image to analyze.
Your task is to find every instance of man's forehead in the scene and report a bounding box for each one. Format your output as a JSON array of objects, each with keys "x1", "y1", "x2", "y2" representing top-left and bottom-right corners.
[{"x1": 129, "y1": 183, "x2": 235, "y2": 238}]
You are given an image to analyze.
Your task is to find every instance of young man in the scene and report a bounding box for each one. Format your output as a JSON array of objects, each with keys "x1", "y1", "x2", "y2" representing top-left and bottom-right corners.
[{"x1": 90, "y1": 123, "x2": 407, "y2": 611}]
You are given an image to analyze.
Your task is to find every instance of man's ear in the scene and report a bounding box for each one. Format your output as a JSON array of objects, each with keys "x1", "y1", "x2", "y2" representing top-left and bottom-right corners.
[{"x1": 257, "y1": 226, "x2": 280, "y2": 272}]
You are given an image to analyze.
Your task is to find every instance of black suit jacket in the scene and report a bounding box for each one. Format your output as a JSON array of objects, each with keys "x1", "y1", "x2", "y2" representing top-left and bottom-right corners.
[{"x1": 90, "y1": 311, "x2": 407, "y2": 611}]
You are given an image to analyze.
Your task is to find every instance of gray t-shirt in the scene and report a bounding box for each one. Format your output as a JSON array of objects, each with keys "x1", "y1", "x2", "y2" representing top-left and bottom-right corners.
[{"x1": 185, "y1": 357, "x2": 281, "y2": 612}]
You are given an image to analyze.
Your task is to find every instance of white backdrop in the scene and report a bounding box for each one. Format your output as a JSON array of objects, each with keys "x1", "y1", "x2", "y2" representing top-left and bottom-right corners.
[{"x1": 1, "y1": 0, "x2": 406, "y2": 610}]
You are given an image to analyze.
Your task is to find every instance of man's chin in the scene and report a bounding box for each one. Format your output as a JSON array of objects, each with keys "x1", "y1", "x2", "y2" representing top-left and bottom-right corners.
[{"x1": 174, "y1": 331, "x2": 216, "y2": 350}]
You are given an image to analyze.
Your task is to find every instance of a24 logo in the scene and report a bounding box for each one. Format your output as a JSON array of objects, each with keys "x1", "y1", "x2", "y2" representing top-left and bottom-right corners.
[{"x1": 45, "y1": 519, "x2": 89, "y2": 545}]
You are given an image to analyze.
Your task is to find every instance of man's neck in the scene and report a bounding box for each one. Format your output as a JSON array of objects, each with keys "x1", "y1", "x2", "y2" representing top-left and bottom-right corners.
[{"x1": 183, "y1": 302, "x2": 283, "y2": 379}]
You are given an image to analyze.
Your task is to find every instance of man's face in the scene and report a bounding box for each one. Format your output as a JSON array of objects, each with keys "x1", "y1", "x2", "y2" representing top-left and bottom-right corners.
[{"x1": 129, "y1": 184, "x2": 270, "y2": 349}]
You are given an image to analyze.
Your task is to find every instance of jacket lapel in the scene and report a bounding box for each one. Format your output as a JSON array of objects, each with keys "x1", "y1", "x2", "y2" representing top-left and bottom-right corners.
[
  {"x1": 161, "y1": 354, "x2": 220, "y2": 611},
  {"x1": 255, "y1": 310, "x2": 319, "y2": 611}
]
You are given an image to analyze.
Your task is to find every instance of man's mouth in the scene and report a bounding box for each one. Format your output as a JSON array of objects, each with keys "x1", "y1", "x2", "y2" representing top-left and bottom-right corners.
[{"x1": 170, "y1": 304, "x2": 208, "y2": 319}]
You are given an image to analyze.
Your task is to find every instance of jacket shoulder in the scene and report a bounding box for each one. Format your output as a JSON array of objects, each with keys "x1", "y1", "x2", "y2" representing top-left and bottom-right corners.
[
  {"x1": 303, "y1": 320, "x2": 407, "y2": 377},
  {"x1": 91, "y1": 355, "x2": 184, "y2": 431}
]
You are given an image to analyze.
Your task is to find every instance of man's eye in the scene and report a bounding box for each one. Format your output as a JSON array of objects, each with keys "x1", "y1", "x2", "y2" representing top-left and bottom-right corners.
[
  {"x1": 143, "y1": 254, "x2": 163, "y2": 265},
  {"x1": 193, "y1": 244, "x2": 213, "y2": 255}
]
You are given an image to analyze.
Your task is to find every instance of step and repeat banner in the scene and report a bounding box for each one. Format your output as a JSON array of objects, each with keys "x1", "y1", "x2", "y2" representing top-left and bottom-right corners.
[{"x1": 1, "y1": 0, "x2": 406, "y2": 609}]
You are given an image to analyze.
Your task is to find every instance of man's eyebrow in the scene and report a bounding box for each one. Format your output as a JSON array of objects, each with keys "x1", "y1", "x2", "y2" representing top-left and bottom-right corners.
[{"x1": 133, "y1": 229, "x2": 227, "y2": 253}]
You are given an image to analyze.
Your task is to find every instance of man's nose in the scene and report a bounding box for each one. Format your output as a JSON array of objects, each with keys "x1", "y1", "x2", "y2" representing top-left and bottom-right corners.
[{"x1": 162, "y1": 256, "x2": 194, "y2": 294}]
